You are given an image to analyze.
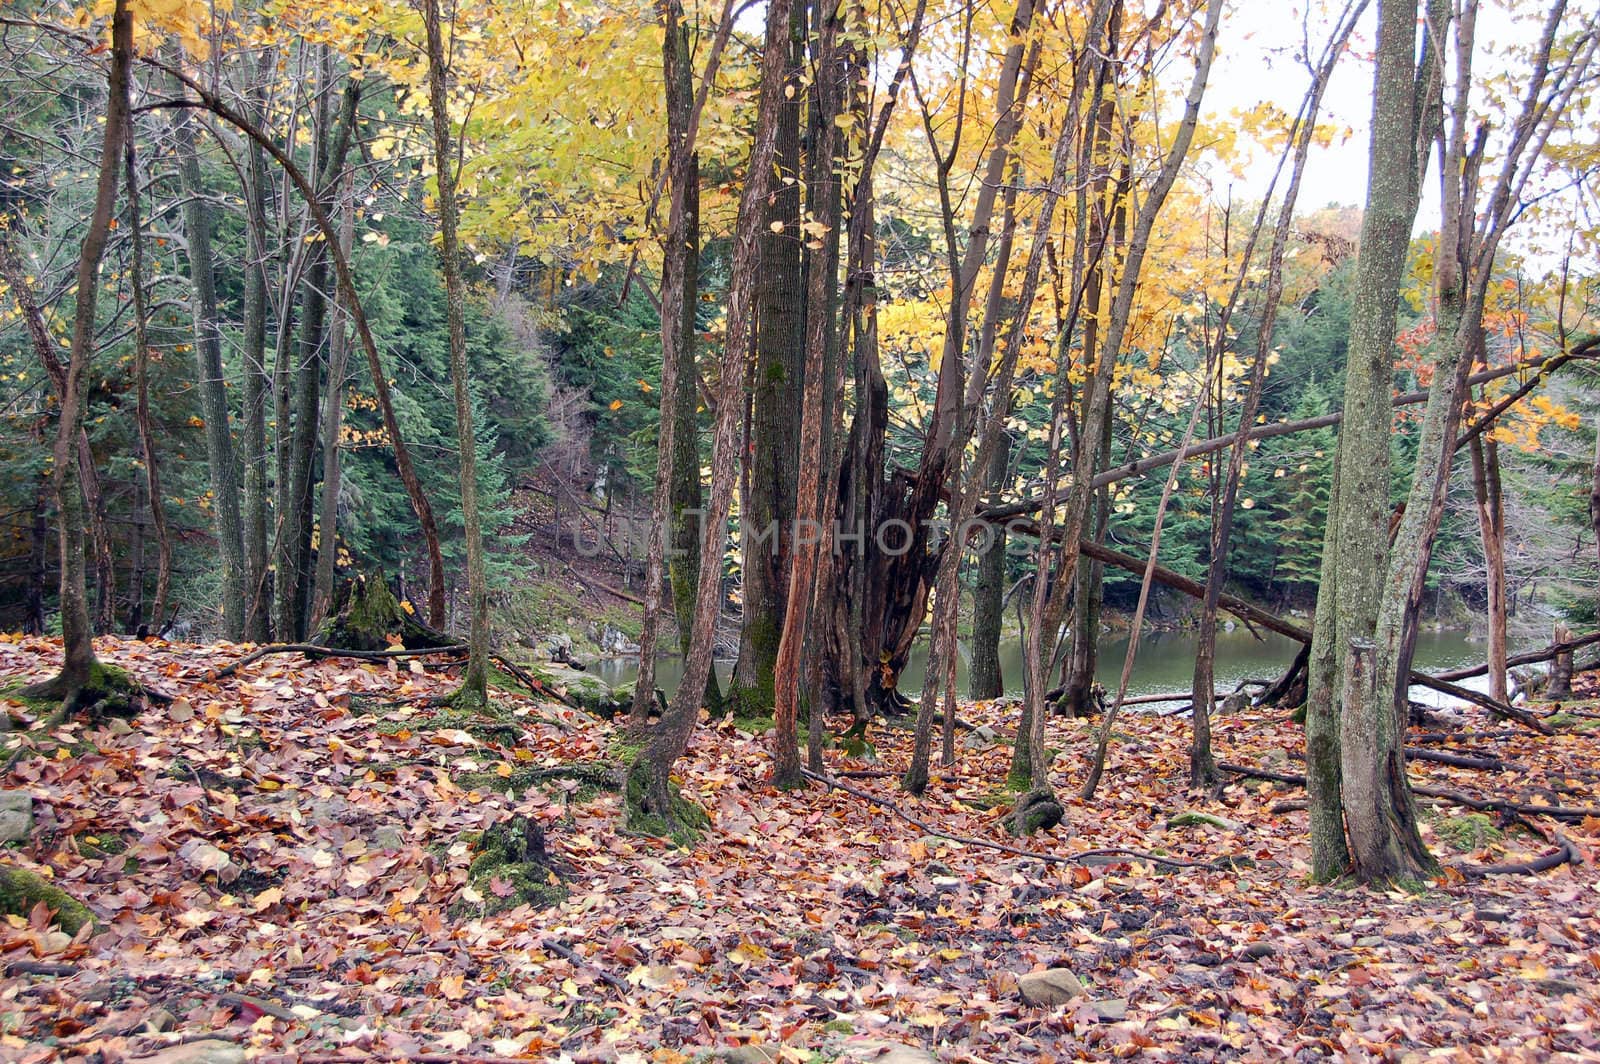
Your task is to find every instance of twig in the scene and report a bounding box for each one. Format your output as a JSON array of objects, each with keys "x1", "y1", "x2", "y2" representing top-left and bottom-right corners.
[
  {"x1": 207, "y1": 643, "x2": 468, "y2": 681},
  {"x1": 803, "y1": 769, "x2": 1218, "y2": 869},
  {"x1": 541, "y1": 938, "x2": 628, "y2": 994}
]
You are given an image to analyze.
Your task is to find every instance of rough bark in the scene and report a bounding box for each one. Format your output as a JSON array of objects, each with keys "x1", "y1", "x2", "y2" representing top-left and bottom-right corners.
[
  {"x1": 240, "y1": 64, "x2": 274, "y2": 641},
  {"x1": 311, "y1": 168, "x2": 354, "y2": 628},
  {"x1": 171, "y1": 81, "x2": 248, "y2": 639},
  {"x1": 18, "y1": 0, "x2": 131, "y2": 703},
  {"x1": 1470, "y1": 435, "x2": 1507, "y2": 703},
  {"x1": 968, "y1": 429, "x2": 1011, "y2": 700},
  {"x1": 629, "y1": 0, "x2": 793, "y2": 836},
  {"x1": 423, "y1": 0, "x2": 491, "y2": 705},
  {"x1": 1305, "y1": 0, "x2": 1430, "y2": 883}
]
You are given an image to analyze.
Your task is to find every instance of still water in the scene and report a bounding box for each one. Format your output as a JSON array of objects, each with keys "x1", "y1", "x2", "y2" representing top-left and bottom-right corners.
[{"x1": 595, "y1": 626, "x2": 1515, "y2": 709}]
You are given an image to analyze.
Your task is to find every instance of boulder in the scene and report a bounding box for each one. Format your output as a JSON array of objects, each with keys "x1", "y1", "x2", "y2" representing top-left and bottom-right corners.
[
  {"x1": 129, "y1": 1040, "x2": 244, "y2": 1064},
  {"x1": 0, "y1": 793, "x2": 31, "y2": 845},
  {"x1": 838, "y1": 1040, "x2": 936, "y2": 1064},
  {"x1": 1165, "y1": 810, "x2": 1245, "y2": 833},
  {"x1": 961, "y1": 724, "x2": 999, "y2": 750},
  {"x1": 1017, "y1": 967, "x2": 1085, "y2": 1007}
]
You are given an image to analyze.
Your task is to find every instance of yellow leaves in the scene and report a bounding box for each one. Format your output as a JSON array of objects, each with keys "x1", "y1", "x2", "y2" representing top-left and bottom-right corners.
[{"x1": 609, "y1": 398, "x2": 624, "y2": 411}]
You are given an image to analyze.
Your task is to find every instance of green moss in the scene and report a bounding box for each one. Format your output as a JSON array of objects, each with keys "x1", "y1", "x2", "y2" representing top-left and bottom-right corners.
[
  {"x1": 74, "y1": 833, "x2": 127, "y2": 858},
  {"x1": 1429, "y1": 811, "x2": 1502, "y2": 853},
  {"x1": 1009, "y1": 789, "x2": 1064, "y2": 836},
  {"x1": 624, "y1": 759, "x2": 709, "y2": 847},
  {"x1": 1544, "y1": 712, "x2": 1600, "y2": 732},
  {"x1": 460, "y1": 816, "x2": 567, "y2": 915},
  {"x1": 457, "y1": 761, "x2": 620, "y2": 801},
  {"x1": 0, "y1": 865, "x2": 97, "y2": 934}
]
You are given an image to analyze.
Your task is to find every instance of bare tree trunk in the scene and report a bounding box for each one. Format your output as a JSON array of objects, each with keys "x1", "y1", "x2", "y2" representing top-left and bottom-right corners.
[
  {"x1": 19, "y1": 0, "x2": 132, "y2": 702},
  {"x1": 630, "y1": 0, "x2": 697, "y2": 733},
  {"x1": 969, "y1": 429, "x2": 1010, "y2": 700},
  {"x1": 172, "y1": 76, "x2": 248, "y2": 639},
  {"x1": 241, "y1": 64, "x2": 273, "y2": 641},
  {"x1": 311, "y1": 168, "x2": 354, "y2": 628},
  {"x1": 423, "y1": 0, "x2": 491, "y2": 704},
  {"x1": 732, "y1": 0, "x2": 805, "y2": 722},
  {"x1": 1470, "y1": 435, "x2": 1507, "y2": 703},
  {"x1": 628, "y1": 0, "x2": 793, "y2": 835},
  {"x1": 124, "y1": 126, "x2": 171, "y2": 632}
]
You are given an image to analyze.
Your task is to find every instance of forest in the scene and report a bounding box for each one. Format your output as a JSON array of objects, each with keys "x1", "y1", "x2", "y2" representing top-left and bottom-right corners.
[{"x1": 2, "y1": 0, "x2": 1600, "y2": 1058}]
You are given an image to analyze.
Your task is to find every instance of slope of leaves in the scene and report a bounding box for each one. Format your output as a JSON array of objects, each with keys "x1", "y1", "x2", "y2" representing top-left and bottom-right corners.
[{"x1": 2, "y1": 635, "x2": 1598, "y2": 1061}]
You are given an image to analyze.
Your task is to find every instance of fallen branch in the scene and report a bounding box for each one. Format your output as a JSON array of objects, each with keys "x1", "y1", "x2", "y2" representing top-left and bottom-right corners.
[
  {"x1": 563, "y1": 563, "x2": 645, "y2": 606},
  {"x1": 1220, "y1": 762, "x2": 1600, "y2": 821},
  {"x1": 1430, "y1": 628, "x2": 1600, "y2": 684},
  {"x1": 490, "y1": 653, "x2": 581, "y2": 713},
  {"x1": 803, "y1": 768, "x2": 1218, "y2": 869},
  {"x1": 207, "y1": 642, "x2": 468, "y2": 681},
  {"x1": 1458, "y1": 835, "x2": 1580, "y2": 877},
  {"x1": 541, "y1": 937, "x2": 628, "y2": 994}
]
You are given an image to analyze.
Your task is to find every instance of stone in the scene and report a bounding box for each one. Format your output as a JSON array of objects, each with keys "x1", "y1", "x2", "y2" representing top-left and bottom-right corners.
[
  {"x1": 1165, "y1": 810, "x2": 1244, "y2": 833},
  {"x1": 718, "y1": 1046, "x2": 781, "y2": 1064},
  {"x1": 1017, "y1": 967, "x2": 1085, "y2": 1007},
  {"x1": 838, "y1": 1040, "x2": 936, "y2": 1064},
  {"x1": 0, "y1": 793, "x2": 32, "y2": 845},
  {"x1": 373, "y1": 826, "x2": 405, "y2": 851},
  {"x1": 1241, "y1": 942, "x2": 1276, "y2": 961},
  {"x1": 144, "y1": 1008, "x2": 177, "y2": 1033},
  {"x1": 961, "y1": 724, "x2": 999, "y2": 750},
  {"x1": 1091, "y1": 998, "x2": 1129, "y2": 1022},
  {"x1": 107, "y1": 718, "x2": 134, "y2": 736},
  {"x1": 129, "y1": 1040, "x2": 245, "y2": 1064}
]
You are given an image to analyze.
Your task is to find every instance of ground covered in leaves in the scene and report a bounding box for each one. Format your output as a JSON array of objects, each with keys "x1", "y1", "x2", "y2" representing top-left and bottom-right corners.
[{"x1": 2, "y1": 634, "x2": 1599, "y2": 1062}]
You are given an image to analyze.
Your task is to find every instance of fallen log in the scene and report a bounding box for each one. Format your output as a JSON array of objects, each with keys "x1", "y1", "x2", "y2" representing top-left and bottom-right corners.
[{"x1": 1430, "y1": 628, "x2": 1600, "y2": 684}]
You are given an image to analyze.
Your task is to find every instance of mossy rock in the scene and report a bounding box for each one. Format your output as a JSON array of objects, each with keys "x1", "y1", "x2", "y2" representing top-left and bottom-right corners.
[
  {"x1": 0, "y1": 864, "x2": 97, "y2": 934},
  {"x1": 1430, "y1": 811, "x2": 1503, "y2": 852},
  {"x1": 624, "y1": 760, "x2": 709, "y2": 847},
  {"x1": 533, "y1": 664, "x2": 623, "y2": 717},
  {"x1": 462, "y1": 816, "x2": 567, "y2": 915}
]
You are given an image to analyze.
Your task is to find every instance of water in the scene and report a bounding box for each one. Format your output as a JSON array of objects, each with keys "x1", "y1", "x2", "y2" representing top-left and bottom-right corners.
[{"x1": 594, "y1": 625, "x2": 1518, "y2": 709}]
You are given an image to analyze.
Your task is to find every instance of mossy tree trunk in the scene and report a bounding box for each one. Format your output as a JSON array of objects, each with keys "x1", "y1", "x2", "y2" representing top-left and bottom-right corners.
[{"x1": 423, "y1": 0, "x2": 490, "y2": 705}]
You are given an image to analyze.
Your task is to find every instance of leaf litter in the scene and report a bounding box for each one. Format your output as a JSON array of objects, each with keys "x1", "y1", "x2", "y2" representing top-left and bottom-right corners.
[{"x1": 1, "y1": 632, "x2": 1598, "y2": 1061}]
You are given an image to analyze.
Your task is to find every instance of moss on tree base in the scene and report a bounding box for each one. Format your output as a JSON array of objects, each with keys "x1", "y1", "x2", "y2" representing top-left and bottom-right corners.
[
  {"x1": 624, "y1": 760, "x2": 709, "y2": 847},
  {"x1": 0, "y1": 865, "x2": 97, "y2": 934},
  {"x1": 316, "y1": 572, "x2": 450, "y2": 652},
  {"x1": 15, "y1": 661, "x2": 143, "y2": 724},
  {"x1": 1009, "y1": 789, "x2": 1064, "y2": 836}
]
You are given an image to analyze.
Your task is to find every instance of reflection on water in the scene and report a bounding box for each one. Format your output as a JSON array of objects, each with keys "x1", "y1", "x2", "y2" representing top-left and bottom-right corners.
[{"x1": 595, "y1": 625, "x2": 1517, "y2": 709}]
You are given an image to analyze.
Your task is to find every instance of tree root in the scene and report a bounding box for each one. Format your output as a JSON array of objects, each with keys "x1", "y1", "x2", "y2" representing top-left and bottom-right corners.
[
  {"x1": 207, "y1": 642, "x2": 469, "y2": 681},
  {"x1": 802, "y1": 769, "x2": 1220, "y2": 869},
  {"x1": 0, "y1": 864, "x2": 97, "y2": 934}
]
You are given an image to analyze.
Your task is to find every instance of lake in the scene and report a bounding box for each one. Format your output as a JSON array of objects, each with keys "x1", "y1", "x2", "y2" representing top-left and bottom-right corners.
[{"x1": 594, "y1": 625, "x2": 1519, "y2": 710}]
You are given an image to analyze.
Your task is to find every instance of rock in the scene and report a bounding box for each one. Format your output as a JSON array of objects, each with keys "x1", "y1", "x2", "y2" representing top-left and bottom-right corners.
[
  {"x1": 599, "y1": 624, "x2": 635, "y2": 656},
  {"x1": 0, "y1": 793, "x2": 31, "y2": 844},
  {"x1": 129, "y1": 1039, "x2": 245, "y2": 1064},
  {"x1": 1091, "y1": 998, "x2": 1129, "y2": 1022},
  {"x1": 1473, "y1": 907, "x2": 1510, "y2": 923},
  {"x1": 1537, "y1": 978, "x2": 1583, "y2": 996},
  {"x1": 537, "y1": 664, "x2": 622, "y2": 716},
  {"x1": 1017, "y1": 967, "x2": 1085, "y2": 1007},
  {"x1": 961, "y1": 724, "x2": 999, "y2": 749},
  {"x1": 1259, "y1": 748, "x2": 1290, "y2": 769},
  {"x1": 373, "y1": 826, "x2": 405, "y2": 851},
  {"x1": 1165, "y1": 810, "x2": 1244, "y2": 833},
  {"x1": 838, "y1": 1040, "x2": 935, "y2": 1064},
  {"x1": 1241, "y1": 942, "x2": 1276, "y2": 961},
  {"x1": 107, "y1": 718, "x2": 133, "y2": 736},
  {"x1": 718, "y1": 1046, "x2": 781, "y2": 1064},
  {"x1": 144, "y1": 1008, "x2": 177, "y2": 1033}
]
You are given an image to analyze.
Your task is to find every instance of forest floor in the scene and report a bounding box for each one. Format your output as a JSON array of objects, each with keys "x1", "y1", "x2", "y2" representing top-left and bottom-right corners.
[{"x1": 2, "y1": 635, "x2": 1599, "y2": 1062}]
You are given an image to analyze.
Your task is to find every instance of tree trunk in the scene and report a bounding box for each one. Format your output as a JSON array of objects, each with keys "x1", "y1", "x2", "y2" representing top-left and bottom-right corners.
[
  {"x1": 19, "y1": 0, "x2": 131, "y2": 703},
  {"x1": 969, "y1": 429, "x2": 1011, "y2": 700},
  {"x1": 423, "y1": 0, "x2": 491, "y2": 704},
  {"x1": 1470, "y1": 435, "x2": 1507, "y2": 703},
  {"x1": 732, "y1": 0, "x2": 806, "y2": 722},
  {"x1": 124, "y1": 128, "x2": 171, "y2": 633},
  {"x1": 311, "y1": 169, "x2": 354, "y2": 628},
  {"x1": 171, "y1": 80, "x2": 248, "y2": 639},
  {"x1": 240, "y1": 63, "x2": 273, "y2": 641},
  {"x1": 1311, "y1": 0, "x2": 1447, "y2": 886},
  {"x1": 630, "y1": 0, "x2": 698, "y2": 733},
  {"x1": 629, "y1": 0, "x2": 792, "y2": 836},
  {"x1": 771, "y1": 0, "x2": 843, "y2": 788}
]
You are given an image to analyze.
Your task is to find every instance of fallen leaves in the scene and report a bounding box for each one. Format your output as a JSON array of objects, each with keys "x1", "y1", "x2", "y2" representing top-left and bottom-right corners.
[{"x1": 0, "y1": 633, "x2": 1596, "y2": 1061}]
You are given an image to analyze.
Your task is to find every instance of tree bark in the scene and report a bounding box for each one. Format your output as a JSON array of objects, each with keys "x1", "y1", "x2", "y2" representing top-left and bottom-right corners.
[
  {"x1": 1470, "y1": 435, "x2": 1507, "y2": 703},
  {"x1": 18, "y1": 0, "x2": 131, "y2": 702},
  {"x1": 171, "y1": 78, "x2": 248, "y2": 639},
  {"x1": 423, "y1": 0, "x2": 491, "y2": 704},
  {"x1": 628, "y1": 0, "x2": 793, "y2": 835},
  {"x1": 969, "y1": 429, "x2": 1011, "y2": 700}
]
